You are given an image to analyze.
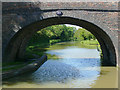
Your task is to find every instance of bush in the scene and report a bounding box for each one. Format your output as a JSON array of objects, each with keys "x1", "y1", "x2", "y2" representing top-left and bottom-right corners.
[{"x1": 50, "y1": 39, "x2": 61, "y2": 45}]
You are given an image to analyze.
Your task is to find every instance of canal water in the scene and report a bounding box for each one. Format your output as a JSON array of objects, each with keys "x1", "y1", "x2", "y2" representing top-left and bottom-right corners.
[{"x1": 2, "y1": 41, "x2": 118, "y2": 88}]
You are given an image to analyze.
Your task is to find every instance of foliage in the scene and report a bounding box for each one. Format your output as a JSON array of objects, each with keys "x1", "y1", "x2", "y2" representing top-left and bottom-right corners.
[
  {"x1": 28, "y1": 25, "x2": 97, "y2": 46},
  {"x1": 50, "y1": 39, "x2": 61, "y2": 45},
  {"x1": 60, "y1": 25, "x2": 75, "y2": 41},
  {"x1": 80, "y1": 40, "x2": 99, "y2": 45},
  {"x1": 74, "y1": 28, "x2": 96, "y2": 41},
  {"x1": 2, "y1": 61, "x2": 34, "y2": 72},
  {"x1": 25, "y1": 24, "x2": 100, "y2": 60},
  {"x1": 2, "y1": 64, "x2": 26, "y2": 72},
  {"x1": 47, "y1": 54, "x2": 59, "y2": 60},
  {"x1": 3, "y1": 25, "x2": 103, "y2": 71}
]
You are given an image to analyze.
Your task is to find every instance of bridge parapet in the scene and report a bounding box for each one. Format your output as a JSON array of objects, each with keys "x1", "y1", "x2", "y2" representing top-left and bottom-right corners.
[{"x1": 3, "y1": 2, "x2": 119, "y2": 12}]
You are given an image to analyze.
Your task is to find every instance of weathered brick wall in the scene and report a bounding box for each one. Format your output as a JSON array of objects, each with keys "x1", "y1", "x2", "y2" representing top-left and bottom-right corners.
[
  {"x1": 2, "y1": 2, "x2": 118, "y2": 10},
  {"x1": 2, "y1": 2, "x2": 119, "y2": 66},
  {"x1": 118, "y1": 31, "x2": 120, "y2": 67}
]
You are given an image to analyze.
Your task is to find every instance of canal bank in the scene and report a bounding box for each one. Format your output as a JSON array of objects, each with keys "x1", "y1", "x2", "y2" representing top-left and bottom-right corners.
[
  {"x1": 2, "y1": 55, "x2": 47, "y2": 80},
  {"x1": 2, "y1": 41, "x2": 118, "y2": 88}
]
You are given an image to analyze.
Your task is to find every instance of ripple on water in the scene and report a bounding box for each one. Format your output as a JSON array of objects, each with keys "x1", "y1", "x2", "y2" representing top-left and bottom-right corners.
[{"x1": 31, "y1": 60, "x2": 83, "y2": 83}]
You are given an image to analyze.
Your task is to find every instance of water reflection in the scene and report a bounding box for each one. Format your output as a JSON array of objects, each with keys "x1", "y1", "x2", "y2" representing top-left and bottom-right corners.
[{"x1": 2, "y1": 41, "x2": 118, "y2": 88}]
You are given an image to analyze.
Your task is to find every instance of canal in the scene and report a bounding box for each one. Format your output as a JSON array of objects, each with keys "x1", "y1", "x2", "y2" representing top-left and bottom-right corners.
[{"x1": 2, "y1": 41, "x2": 118, "y2": 88}]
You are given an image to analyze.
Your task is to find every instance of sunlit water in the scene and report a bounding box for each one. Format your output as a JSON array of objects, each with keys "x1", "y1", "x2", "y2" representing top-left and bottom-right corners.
[{"x1": 2, "y1": 41, "x2": 118, "y2": 88}]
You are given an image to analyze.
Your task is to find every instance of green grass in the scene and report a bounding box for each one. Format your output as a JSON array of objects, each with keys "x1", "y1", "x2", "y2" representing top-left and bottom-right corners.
[
  {"x1": 47, "y1": 54, "x2": 59, "y2": 60},
  {"x1": 50, "y1": 39, "x2": 61, "y2": 45},
  {"x1": 25, "y1": 39, "x2": 101, "y2": 61},
  {"x1": 25, "y1": 41, "x2": 50, "y2": 59},
  {"x1": 25, "y1": 46, "x2": 47, "y2": 59},
  {"x1": 3, "y1": 62, "x2": 25, "y2": 67},
  {"x1": 80, "y1": 39, "x2": 99, "y2": 45},
  {"x1": 2, "y1": 60, "x2": 34, "y2": 72},
  {"x1": 2, "y1": 64, "x2": 26, "y2": 72}
]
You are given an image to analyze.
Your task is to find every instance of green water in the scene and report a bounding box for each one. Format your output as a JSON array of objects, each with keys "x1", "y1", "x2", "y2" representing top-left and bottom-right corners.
[{"x1": 2, "y1": 41, "x2": 118, "y2": 88}]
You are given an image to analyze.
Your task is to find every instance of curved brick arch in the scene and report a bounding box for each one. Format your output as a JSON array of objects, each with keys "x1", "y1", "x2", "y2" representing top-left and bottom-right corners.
[{"x1": 3, "y1": 17, "x2": 116, "y2": 66}]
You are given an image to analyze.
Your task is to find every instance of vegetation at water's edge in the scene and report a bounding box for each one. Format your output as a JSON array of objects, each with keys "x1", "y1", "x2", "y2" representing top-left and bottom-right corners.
[
  {"x1": 2, "y1": 60, "x2": 35, "y2": 72},
  {"x1": 24, "y1": 24, "x2": 101, "y2": 60},
  {"x1": 3, "y1": 64, "x2": 25, "y2": 72},
  {"x1": 80, "y1": 40, "x2": 99, "y2": 45},
  {"x1": 2, "y1": 25, "x2": 102, "y2": 72}
]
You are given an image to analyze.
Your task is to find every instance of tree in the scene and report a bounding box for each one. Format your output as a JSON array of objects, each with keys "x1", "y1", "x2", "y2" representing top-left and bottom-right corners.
[{"x1": 74, "y1": 28, "x2": 96, "y2": 41}]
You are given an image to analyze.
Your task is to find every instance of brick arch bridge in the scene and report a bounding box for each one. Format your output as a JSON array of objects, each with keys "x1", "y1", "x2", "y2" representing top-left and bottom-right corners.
[{"x1": 2, "y1": 2, "x2": 119, "y2": 66}]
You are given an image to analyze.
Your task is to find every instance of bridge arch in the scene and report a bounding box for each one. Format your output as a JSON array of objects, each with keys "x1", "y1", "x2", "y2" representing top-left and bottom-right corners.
[{"x1": 3, "y1": 16, "x2": 116, "y2": 66}]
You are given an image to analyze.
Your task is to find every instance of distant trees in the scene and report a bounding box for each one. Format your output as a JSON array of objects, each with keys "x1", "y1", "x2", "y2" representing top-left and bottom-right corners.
[
  {"x1": 26, "y1": 25, "x2": 98, "y2": 59},
  {"x1": 74, "y1": 28, "x2": 96, "y2": 41},
  {"x1": 29, "y1": 25, "x2": 76, "y2": 44},
  {"x1": 28, "y1": 24, "x2": 96, "y2": 45},
  {"x1": 60, "y1": 25, "x2": 75, "y2": 41}
]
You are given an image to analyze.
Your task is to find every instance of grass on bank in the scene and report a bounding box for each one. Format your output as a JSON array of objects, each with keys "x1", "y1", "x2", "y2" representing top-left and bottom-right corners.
[
  {"x1": 25, "y1": 39, "x2": 100, "y2": 59},
  {"x1": 2, "y1": 39, "x2": 101, "y2": 72},
  {"x1": 80, "y1": 39, "x2": 99, "y2": 45},
  {"x1": 2, "y1": 60, "x2": 34, "y2": 72},
  {"x1": 2, "y1": 64, "x2": 26, "y2": 72},
  {"x1": 47, "y1": 54, "x2": 59, "y2": 60}
]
